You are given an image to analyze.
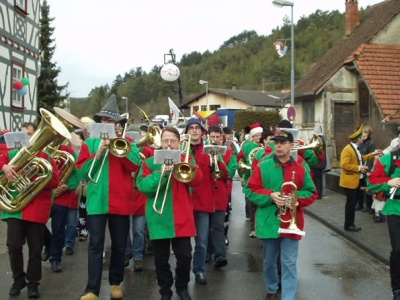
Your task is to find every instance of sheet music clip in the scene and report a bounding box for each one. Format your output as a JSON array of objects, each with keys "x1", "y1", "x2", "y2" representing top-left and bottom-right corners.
[
  {"x1": 154, "y1": 149, "x2": 181, "y2": 165},
  {"x1": 4, "y1": 132, "x2": 30, "y2": 149},
  {"x1": 202, "y1": 145, "x2": 227, "y2": 155},
  {"x1": 88, "y1": 123, "x2": 116, "y2": 139}
]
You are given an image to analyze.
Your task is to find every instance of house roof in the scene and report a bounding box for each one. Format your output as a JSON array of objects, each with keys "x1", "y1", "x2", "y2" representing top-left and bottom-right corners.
[
  {"x1": 295, "y1": 0, "x2": 400, "y2": 98},
  {"x1": 344, "y1": 43, "x2": 400, "y2": 117},
  {"x1": 180, "y1": 88, "x2": 287, "y2": 109}
]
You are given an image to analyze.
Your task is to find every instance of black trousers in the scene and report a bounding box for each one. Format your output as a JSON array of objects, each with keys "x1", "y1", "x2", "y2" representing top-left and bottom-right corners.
[
  {"x1": 344, "y1": 185, "x2": 362, "y2": 227},
  {"x1": 313, "y1": 169, "x2": 323, "y2": 199},
  {"x1": 6, "y1": 219, "x2": 45, "y2": 284},
  {"x1": 152, "y1": 237, "x2": 192, "y2": 297},
  {"x1": 387, "y1": 215, "x2": 400, "y2": 291}
]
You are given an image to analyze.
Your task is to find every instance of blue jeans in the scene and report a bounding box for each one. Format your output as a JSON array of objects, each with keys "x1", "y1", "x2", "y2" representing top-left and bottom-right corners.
[
  {"x1": 65, "y1": 208, "x2": 78, "y2": 249},
  {"x1": 85, "y1": 214, "x2": 130, "y2": 296},
  {"x1": 193, "y1": 211, "x2": 210, "y2": 274},
  {"x1": 50, "y1": 204, "x2": 69, "y2": 263},
  {"x1": 208, "y1": 210, "x2": 226, "y2": 261},
  {"x1": 125, "y1": 215, "x2": 146, "y2": 260},
  {"x1": 262, "y1": 238, "x2": 299, "y2": 300}
]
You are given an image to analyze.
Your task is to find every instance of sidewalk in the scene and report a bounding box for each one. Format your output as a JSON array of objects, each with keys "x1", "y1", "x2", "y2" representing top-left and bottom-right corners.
[{"x1": 306, "y1": 173, "x2": 391, "y2": 266}]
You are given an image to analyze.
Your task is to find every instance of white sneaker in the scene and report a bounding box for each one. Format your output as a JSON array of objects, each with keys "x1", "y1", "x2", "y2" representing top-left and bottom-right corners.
[{"x1": 249, "y1": 231, "x2": 256, "y2": 238}]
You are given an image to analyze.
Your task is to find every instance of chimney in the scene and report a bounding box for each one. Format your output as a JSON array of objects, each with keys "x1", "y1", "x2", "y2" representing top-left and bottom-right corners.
[{"x1": 345, "y1": 0, "x2": 360, "y2": 35}]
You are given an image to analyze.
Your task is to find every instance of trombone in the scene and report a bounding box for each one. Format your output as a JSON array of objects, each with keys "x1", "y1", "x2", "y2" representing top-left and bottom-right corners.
[
  {"x1": 153, "y1": 156, "x2": 173, "y2": 215},
  {"x1": 153, "y1": 135, "x2": 197, "y2": 215},
  {"x1": 88, "y1": 122, "x2": 132, "y2": 184}
]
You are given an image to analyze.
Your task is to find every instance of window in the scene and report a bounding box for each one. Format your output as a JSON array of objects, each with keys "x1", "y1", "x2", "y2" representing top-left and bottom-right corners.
[
  {"x1": 15, "y1": 0, "x2": 26, "y2": 11},
  {"x1": 12, "y1": 63, "x2": 24, "y2": 110},
  {"x1": 210, "y1": 105, "x2": 220, "y2": 111},
  {"x1": 201, "y1": 105, "x2": 207, "y2": 111},
  {"x1": 192, "y1": 106, "x2": 199, "y2": 114},
  {"x1": 302, "y1": 100, "x2": 315, "y2": 127}
]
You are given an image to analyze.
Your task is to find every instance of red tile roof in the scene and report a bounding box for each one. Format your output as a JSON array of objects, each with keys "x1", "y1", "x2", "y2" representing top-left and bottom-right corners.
[
  {"x1": 295, "y1": 0, "x2": 400, "y2": 99},
  {"x1": 345, "y1": 43, "x2": 400, "y2": 117}
]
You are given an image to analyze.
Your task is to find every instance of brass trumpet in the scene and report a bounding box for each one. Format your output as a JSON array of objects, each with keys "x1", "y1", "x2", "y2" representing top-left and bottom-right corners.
[
  {"x1": 88, "y1": 123, "x2": 131, "y2": 185},
  {"x1": 277, "y1": 171, "x2": 305, "y2": 236}
]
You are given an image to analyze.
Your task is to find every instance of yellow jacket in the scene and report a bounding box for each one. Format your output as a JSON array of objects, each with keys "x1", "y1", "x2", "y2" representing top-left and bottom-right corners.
[{"x1": 339, "y1": 143, "x2": 375, "y2": 189}]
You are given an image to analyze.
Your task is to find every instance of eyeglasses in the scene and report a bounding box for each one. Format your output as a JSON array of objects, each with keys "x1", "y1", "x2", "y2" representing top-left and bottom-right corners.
[
  {"x1": 188, "y1": 126, "x2": 201, "y2": 131},
  {"x1": 162, "y1": 139, "x2": 179, "y2": 143}
]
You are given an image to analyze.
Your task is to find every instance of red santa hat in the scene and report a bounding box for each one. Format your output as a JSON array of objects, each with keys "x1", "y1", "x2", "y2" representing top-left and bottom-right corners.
[{"x1": 250, "y1": 123, "x2": 263, "y2": 137}]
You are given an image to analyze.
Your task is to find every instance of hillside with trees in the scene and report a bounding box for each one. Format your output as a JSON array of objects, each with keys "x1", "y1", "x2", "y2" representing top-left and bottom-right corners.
[{"x1": 69, "y1": 8, "x2": 369, "y2": 121}]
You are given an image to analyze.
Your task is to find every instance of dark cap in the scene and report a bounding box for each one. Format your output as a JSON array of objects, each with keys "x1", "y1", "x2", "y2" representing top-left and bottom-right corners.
[
  {"x1": 278, "y1": 119, "x2": 293, "y2": 129},
  {"x1": 185, "y1": 118, "x2": 204, "y2": 133},
  {"x1": 271, "y1": 130, "x2": 294, "y2": 143}
]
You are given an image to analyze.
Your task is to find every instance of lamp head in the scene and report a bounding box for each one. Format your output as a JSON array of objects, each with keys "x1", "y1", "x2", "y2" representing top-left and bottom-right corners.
[
  {"x1": 199, "y1": 80, "x2": 208, "y2": 85},
  {"x1": 272, "y1": 0, "x2": 294, "y2": 7}
]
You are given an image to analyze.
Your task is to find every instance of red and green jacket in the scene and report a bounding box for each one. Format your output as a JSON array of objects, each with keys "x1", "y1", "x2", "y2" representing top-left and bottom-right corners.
[
  {"x1": 1, "y1": 150, "x2": 60, "y2": 224},
  {"x1": 245, "y1": 155, "x2": 317, "y2": 240},
  {"x1": 137, "y1": 154, "x2": 203, "y2": 240},
  {"x1": 77, "y1": 138, "x2": 141, "y2": 215},
  {"x1": 53, "y1": 145, "x2": 81, "y2": 209},
  {"x1": 368, "y1": 153, "x2": 400, "y2": 216}
]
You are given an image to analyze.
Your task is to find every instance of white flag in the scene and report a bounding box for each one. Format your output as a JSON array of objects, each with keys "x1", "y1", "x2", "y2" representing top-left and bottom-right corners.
[{"x1": 168, "y1": 97, "x2": 181, "y2": 126}]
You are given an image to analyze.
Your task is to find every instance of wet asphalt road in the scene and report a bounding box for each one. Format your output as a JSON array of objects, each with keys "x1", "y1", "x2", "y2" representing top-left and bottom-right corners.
[{"x1": 0, "y1": 178, "x2": 393, "y2": 299}]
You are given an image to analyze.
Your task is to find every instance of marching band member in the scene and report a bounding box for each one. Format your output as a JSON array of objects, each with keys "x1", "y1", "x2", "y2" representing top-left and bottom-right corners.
[
  {"x1": 136, "y1": 127, "x2": 203, "y2": 300},
  {"x1": 237, "y1": 123, "x2": 263, "y2": 237},
  {"x1": 206, "y1": 126, "x2": 230, "y2": 268},
  {"x1": 184, "y1": 118, "x2": 224, "y2": 285},
  {"x1": 245, "y1": 130, "x2": 317, "y2": 300},
  {"x1": 77, "y1": 95, "x2": 141, "y2": 300},
  {"x1": 1, "y1": 132, "x2": 60, "y2": 299},
  {"x1": 47, "y1": 144, "x2": 81, "y2": 272}
]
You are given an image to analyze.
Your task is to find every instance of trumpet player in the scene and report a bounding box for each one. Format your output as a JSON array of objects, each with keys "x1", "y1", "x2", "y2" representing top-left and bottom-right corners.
[
  {"x1": 184, "y1": 118, "x2": 227, "y2": 285},
  {"x1": 245, "y1": 131, "x2": 317, "y2": 300},
  {"x1": 77, "y1": 95, "x2": 142, "y2": 300},
  {"x1": 206, "y1": 126, "x2": 232, "y2": 268},
  {"x1": 136, "y1": 127, "x2": 203, "y2": 300}
]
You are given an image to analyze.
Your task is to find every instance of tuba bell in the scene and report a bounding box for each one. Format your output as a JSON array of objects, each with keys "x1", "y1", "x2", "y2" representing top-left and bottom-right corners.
[
  {"x1": 0, "y1": 108, "x2": 72, "y2": 213},
  {"x1": 48, "y1": 107, "x2": 86, "y2": 184}
]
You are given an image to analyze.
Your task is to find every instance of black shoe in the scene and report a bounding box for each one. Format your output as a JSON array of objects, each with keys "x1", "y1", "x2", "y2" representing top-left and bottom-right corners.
[
  {"x1": 195, "y1": 273, "x2": 207, "y2": 285},
  {"x1": 344, "y1": 225, "x2": 361, "y2": 232},
  {"x1": 124, "y1": 253, "x2": 133, "y2": 267},
  {"x1": 160, "y1": 295, "x2": 172, "y2": 300},
  {"x1": 361, "y1": 207, "x2": 371, "y2": 213},
  {"x1": 9, "y1": 280, "x2": 26, "y2": 296},
  {"x1": 355, "y1": 206, "x2": 363, "y2": 211},
  {"x1": 51, "y1": 261, "x2": 63, "y2": 273},
  {"x1": 41, "y1": 248, "x2": 49, "y2": 261},
  {"x1": 27, "y1": 283, "x2": 40, "y2": 299},
  {"x1": 393, "y1": 289, "x2": 400, "y2": 300},
  {"x1": 214, "y1": 257, "x2": 228, "y2": 268},
  {"x1": 65, "y1": 247, "x2": 74, "y2": 255},
  {"x1": 176, "y1": 289, "x2": 191, "y2": 300},
  {"x1": 205, "y1": 253, "x2": 212, "y2": 263}
]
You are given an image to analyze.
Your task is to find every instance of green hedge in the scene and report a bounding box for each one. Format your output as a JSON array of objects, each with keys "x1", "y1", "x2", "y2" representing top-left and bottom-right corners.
[{"x1": 234, "y1": 110, "x2": 281, "y2": 131}]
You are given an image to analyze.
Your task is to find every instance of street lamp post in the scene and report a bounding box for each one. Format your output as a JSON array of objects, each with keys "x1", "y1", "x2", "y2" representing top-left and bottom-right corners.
[
  {"x1": 199, "y1": 80, "x2": 209, "y2": 127},
  {"x1": 273, "y1": 0, "x2": 294, "y2": 106}
]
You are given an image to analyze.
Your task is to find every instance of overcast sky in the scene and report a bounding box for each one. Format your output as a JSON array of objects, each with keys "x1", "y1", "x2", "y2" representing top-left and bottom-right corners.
[{"x1": 49, "y1": 0, "x2": 383, "y2": 98}]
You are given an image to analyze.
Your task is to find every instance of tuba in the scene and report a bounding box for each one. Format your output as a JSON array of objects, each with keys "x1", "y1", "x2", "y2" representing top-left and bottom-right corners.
[
  {"x1": 0, "y1": 108, "x2": 71, "y2": 213},
  {"x1": 248, "y1": 146, "x2": 263, "y2": 165},
  {"x1": 136, "y1": 125, "x2": 162, "y2": 148},
  {"x1": 277, "y1": 171, "x2": 305, "y2": 236}
]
